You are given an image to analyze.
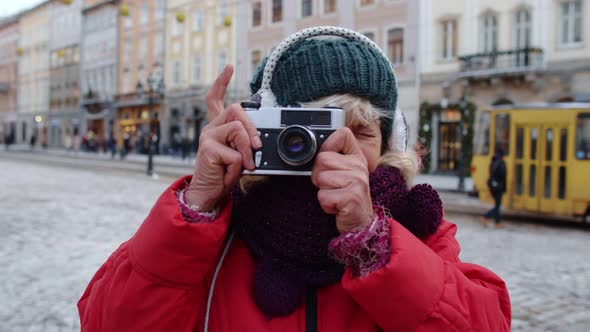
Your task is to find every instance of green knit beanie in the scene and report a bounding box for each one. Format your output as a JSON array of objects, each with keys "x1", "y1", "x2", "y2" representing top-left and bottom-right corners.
[{"x1": 250, "y1": 38, "x2": 398, "y2": 148}]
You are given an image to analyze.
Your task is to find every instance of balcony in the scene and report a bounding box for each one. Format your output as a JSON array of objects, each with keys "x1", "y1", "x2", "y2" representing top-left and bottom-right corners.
[{"x1": 458, "y1": 48, "x2": 544, "y2": 79}]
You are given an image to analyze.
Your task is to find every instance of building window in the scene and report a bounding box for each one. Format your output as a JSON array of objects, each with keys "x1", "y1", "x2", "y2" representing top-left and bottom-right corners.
[
  {"x1": 360, "y1": 0, "x2": 375, "y2": 6},
  {"x1": 139, "y1": 37, "x2": 147, "y2": 60},
  {"x1": 302, "y1": 0, "x2": 313, "y2": 17},
  {"x1": 514, "y1": 9, "x2": 531, "y2": 49},
  {"x1": 576, "y1": 113, "x2": 590, "y2": 159},
  {"x1": 193, "y1": 10, "x2": 202, "y2": 32},
  {"x1": 272, "y1": 0, "x2": 283, "y2": 23},
  {"x1": 323, "y1": 0, "x2": 337, "y2": 14},
  {"x1": 560, "y1": 0, "x2": 583, "y2": 46},
  {"x1": 251, "y1": 50, "x2": 262, "y2": 77},
  {"x1": 154, "y1": 33, "x2": 164, "y2": 64},
  {"x1": 441, "y1": 20, "x2": 457, "y2": 60},
  {"x1": 140, "y1": 3, "x2": 149, "y2": 25},
  {"x1": 252, "y1": 2, "x2": 262, "y2": 27},
  {"x1": 218, "y1": 0, "x2": 228, "y2": 26},
  {"x1": 172, "y1": 20, "x2": 180, "y2": 37},
  {"x1": 363, "y1": 31, "x2": 375, "y2": 41},
  {"x1": 480, "y1": 14, "x2": 498, "y2": 52},
  {"x1": 156, "y1": 0, "x2": 165, "y2": 20},
  {"x1": 217, "y1": 50, "x2": 227, "y2": 74},
  {"x1": 387, "y1": 28, "x2": 404, "y2": 65},
  {"x1": 192, "y1": 54, "x2": 201, "y2": 84},
  {"x1": 173, "y1": 60, "x2": 181, "y2": 85}
]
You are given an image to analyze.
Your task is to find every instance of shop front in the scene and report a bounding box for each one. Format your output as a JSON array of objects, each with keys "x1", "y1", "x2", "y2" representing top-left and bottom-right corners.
[
  {"x1": 418, "y1": 100, "x2": 476, "y2": 174},
  {"x1": 115, "y1": 93, "x2": 163, "y2": 155}
]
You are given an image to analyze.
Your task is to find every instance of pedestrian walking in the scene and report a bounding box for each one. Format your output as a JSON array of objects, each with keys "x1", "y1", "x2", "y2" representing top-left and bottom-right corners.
[
  {"x1": 481, "y1": 147, "x2": 507, "y2": 228},
  {"x1": 79, "y1": 27, "x2": 510, "y2": 331},
  {"x1": 29, "y1": 133, "x2": 37, "y2": 151}
]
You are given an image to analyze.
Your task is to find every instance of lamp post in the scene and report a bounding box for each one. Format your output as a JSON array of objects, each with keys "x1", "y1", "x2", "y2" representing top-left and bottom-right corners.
[
  {"x1": 457, "y1": 96, "x2": 468, "y2": 192},
  {"x1": 137, "y1": 75, "x2": 165, "y2": 176}
]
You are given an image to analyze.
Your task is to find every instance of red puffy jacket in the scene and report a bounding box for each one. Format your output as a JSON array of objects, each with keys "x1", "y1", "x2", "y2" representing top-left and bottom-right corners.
[{"x1": 78, "y1": 177, "x2": 511, "y2": 331}]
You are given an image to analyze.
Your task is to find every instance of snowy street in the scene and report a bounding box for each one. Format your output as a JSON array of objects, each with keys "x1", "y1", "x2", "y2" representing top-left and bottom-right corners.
[{"x1": 1, "y1": 157, "x2": 589, "y2": 331}]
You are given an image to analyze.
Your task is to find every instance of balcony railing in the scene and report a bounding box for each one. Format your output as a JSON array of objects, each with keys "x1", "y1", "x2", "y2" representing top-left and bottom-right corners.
[{"x1": 458, "y1": 48, "x2": 544, "y2": 78}]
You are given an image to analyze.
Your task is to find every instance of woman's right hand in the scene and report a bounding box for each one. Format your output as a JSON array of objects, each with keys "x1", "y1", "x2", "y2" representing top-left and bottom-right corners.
[{"x1": 185, "y1": 65, "x2": 262, "y2": 211}]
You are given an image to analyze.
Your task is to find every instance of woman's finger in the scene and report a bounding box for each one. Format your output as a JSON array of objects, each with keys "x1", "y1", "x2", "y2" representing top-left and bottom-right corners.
[
  {"x1": 206, "y1": 65, "x2": 234, "y2": 122},
  {"x1": 321, "y1": 127, "x2": 364, "y2": 156},
  {"x1": 314, "y1": 170, "x2": 364, "y2": 190},
  {"x1": 311, "y1": 151, "x2": 366, "y2": 185},
  {"x1": 209, "y1": 120, "x2": 256, "y2": 170}
]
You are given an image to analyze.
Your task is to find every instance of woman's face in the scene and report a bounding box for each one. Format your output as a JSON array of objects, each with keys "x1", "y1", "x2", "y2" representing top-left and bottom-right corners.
[{"x1": 347, "y1": 120, "x2": 382, "y2": 172}]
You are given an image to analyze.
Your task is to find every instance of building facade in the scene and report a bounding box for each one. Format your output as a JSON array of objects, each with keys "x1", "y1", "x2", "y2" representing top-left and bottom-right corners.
[
  {"x1": 17, "y1": 1, "x2": 51, "y2": 146},
  {"x1": 164, "y1": 0, "x2": 237, "y2": 155},
  {"x1": 0, "y1": 16, "x2": 19, "y2": 145},
  {"x1": 235, "y1": 0, "x2": 421, "y2": 143},
  {"x1": 48, "y1": 0, "x2": 83, "y2": 148},
  {"x1": 80, "y1": 0, "x2": 119, "y2": 151},
  {"x1": 115, "y1": 0, "x2": 166, "y2": 154},
  {"x1": 419, "y1": 0, "x2": 590, "y2": 173}
]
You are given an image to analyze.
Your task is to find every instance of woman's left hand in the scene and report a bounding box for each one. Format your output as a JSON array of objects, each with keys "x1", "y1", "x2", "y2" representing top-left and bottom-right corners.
[{"x1": 312, "y1": 128, "x2": 374, "y2": 234}]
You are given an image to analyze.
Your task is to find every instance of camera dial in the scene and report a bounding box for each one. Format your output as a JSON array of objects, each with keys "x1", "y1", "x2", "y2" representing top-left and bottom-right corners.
[{"x1": 277, "y1": 125, "x2": 317, "y2": 166}]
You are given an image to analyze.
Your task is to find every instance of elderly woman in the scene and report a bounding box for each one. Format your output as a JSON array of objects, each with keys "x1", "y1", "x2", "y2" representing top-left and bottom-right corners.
[{"x1": 78, "y1": 28, "x2": 510, "y2": 331}]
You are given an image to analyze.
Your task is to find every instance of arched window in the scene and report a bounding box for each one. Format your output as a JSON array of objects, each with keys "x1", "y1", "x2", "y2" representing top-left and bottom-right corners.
[
  {"x1": 514, "y1": 9, "x2": 531, "y2": 49},
  {"x1": 480, "y1": 14, "x2": 498, "y2": 53}
]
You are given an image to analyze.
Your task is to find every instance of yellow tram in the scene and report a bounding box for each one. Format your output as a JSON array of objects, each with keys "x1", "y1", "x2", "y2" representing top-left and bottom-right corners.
[{"x1": 471, "y1": 103, "x2": 590, "y2": 222}]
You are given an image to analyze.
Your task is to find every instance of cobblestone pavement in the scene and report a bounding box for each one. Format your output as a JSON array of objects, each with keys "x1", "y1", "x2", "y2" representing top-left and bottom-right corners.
[{"x1": 1, "y1": 158, "x2": 589, "y2": 331}]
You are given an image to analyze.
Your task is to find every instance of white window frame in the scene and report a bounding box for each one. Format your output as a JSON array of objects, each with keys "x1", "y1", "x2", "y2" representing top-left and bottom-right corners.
[
  {"x1": 512, "y1": 8, "x2": 532, "y2": 49},
  {"x1": 250, "y1": 1, "x2": 263, "y2": 29},
  {"x1": 320, "y1": 0, "x2": 338, "y2": 16},
  {"x1": 171, "y1": 19, "x2": 181, "y2": 37},
  {"x1": 558, "y1": 0, "x2": 584, "y2": 48},
  {"x1": 192, "y1": 9, "x2": 203, "y2": 32},
  {"x1": 383, "y1": 25, "x2": 406, "y2": 66},
  {"x1": 192, "y1": 54, "x2": 201, "y2": 84},
  {"x1": 440, "y1": 19, "x2": 457, "y2": 60},
  {"x1": 269, "y1": 0, "x2": 284, "y2": 26},
  {"x1": 173, "y1": 60, "x2": 181, "y2": 86},
  {"x1": 218, "y1": 0, "x2": 228, "y2": 26},
  {"x1": 480, "y1": 13, "x2": 498, "y2": 53},
  {"x1": 140, "y1": 3, "x2": 149, "y2": 26},
  {"x1": 298, "y1": 0, "x2": 315, "y2": 19},
  {"x1": 217, "y1": 49, "x2": 227, "y2": 74}
]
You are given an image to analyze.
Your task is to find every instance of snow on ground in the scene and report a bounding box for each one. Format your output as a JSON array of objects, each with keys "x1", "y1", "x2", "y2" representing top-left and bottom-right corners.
[{"x1": 0, "y1": 157, "x2": 589, "y2": 331}]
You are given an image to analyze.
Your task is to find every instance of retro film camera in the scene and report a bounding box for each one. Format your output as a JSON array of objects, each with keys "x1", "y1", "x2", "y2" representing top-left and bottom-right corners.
[{"x1": 241, "y1": 101, "x2": 345, "y2": 176}]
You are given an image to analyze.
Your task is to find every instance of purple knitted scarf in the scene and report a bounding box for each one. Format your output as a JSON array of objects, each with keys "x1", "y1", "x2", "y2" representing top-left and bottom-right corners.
[{"x1": 231, "y1": 166, "x2": 443, "y2": 317}]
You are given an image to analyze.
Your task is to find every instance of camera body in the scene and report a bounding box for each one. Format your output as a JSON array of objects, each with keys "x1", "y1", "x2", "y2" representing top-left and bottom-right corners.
[{"x1": 242, "y1": 102, "x2": 345, "y2": 176}]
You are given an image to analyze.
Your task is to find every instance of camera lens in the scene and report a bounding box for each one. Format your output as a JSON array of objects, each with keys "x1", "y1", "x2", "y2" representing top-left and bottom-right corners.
[
  {"x1": 278, "y1": 125, "x2": 317, "y2": 166},
  {"x1": 286, "y1": 135, "x2": 305, "y2": 153}
]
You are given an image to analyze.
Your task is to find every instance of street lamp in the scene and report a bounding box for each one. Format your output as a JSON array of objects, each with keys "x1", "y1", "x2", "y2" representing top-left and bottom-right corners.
[
  {"x1": 457, "y1": 96, "x2": 469, "y2": 192},
  {"x1": 137, "y1": 74, "x2": 165, "y2": 177}
]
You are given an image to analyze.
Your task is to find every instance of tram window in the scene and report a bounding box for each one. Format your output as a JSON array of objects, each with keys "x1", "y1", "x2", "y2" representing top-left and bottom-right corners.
[
  {"x1": 516, "y1": 164, "x2": 523, "y2": 195},
  {"x1": 516, "y1": 127, "x2": 524, "y2": 159},
  {"x1": 546, "y1": 129, "x2": 553, "y2": 161},
  {"x1": 560, "y1": 128, "x2": 568, "y2": 161},
  {"x1": 530, "y1": 128, "x2": 538, "y2": 160},
  {"x1": 575, "y1": 114, "x2": 590, "y2": 160},
  {"x1": 494, "y1": 114, "x2": 510, "y2": 155},
  {"x1": 544, "y1": 166, "x2": 551, "y2": 198},
  {"x1": 475, "y1": 112, "x2": 491, "y2": 155},
  {"x1": 558, "y1": 166, "x2": 566, "y2": 199},
  {"x1": 529, "y1": 165, "x2": 536, "y2": 196}
]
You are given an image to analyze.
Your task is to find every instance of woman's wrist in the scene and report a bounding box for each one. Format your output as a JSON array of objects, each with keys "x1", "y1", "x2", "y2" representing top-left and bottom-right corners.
[{"x1": 177, "y1": 188, "x2": 218, "y2": 222}]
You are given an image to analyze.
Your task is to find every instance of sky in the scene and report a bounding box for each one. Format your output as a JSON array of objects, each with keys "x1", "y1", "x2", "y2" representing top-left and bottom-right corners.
[{"x1": 0, "y1": 0, "x2": 45, "y2": 18}]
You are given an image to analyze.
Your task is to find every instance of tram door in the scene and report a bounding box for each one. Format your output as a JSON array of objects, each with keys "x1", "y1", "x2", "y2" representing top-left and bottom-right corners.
[{"x1": 512, "y1": 124, "x2": 569, "y2": 213}]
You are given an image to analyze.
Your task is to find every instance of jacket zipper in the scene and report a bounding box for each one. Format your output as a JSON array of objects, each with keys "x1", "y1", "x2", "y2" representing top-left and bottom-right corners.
[{"x1": 305, "y1": 287, "x2": 318, "y2": 332}]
